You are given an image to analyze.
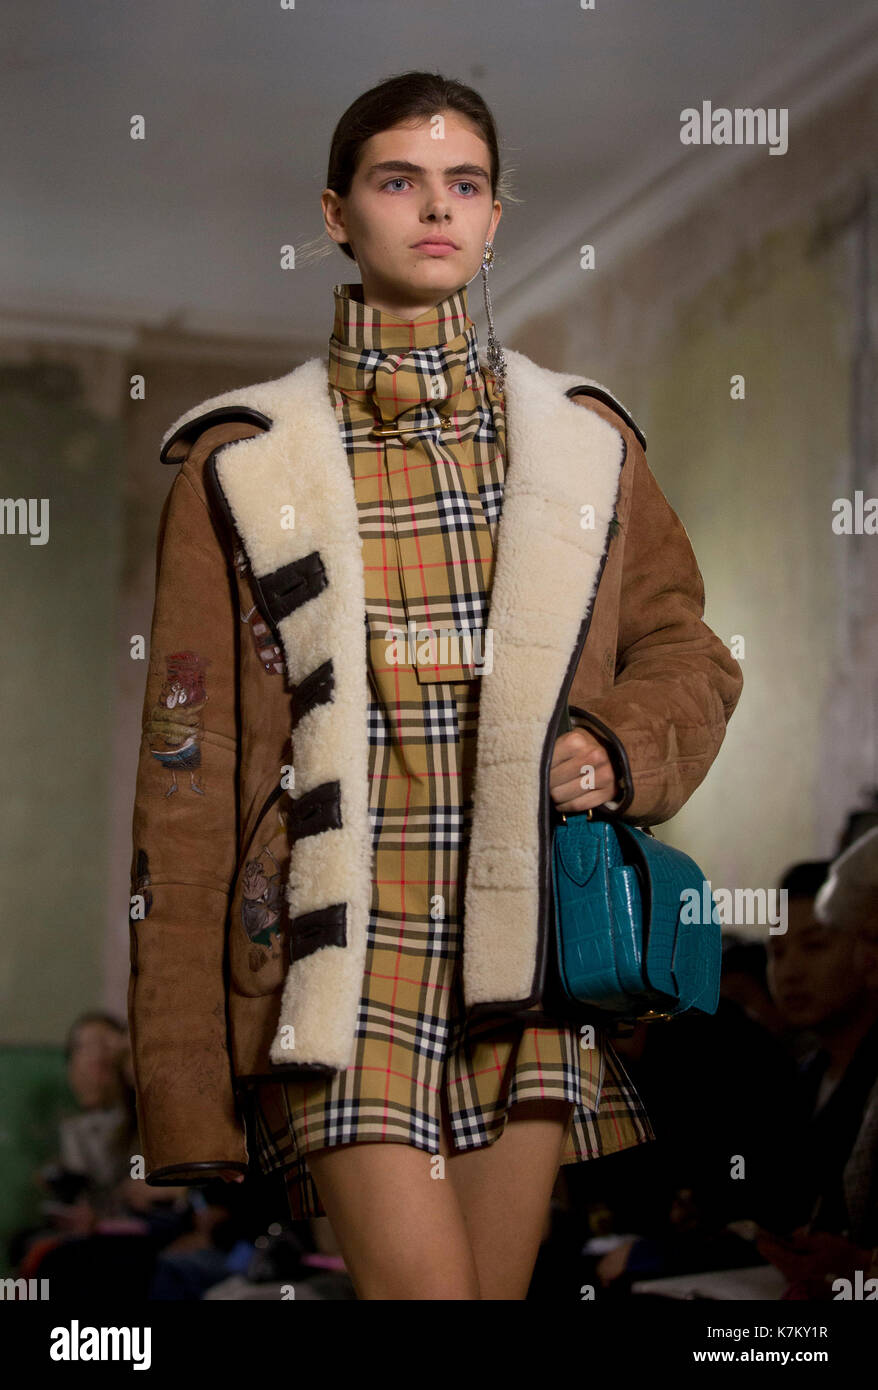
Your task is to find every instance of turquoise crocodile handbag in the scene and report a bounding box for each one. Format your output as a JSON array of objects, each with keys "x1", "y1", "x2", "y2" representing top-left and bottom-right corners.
[{"x1": 551, "y1": 707, "x2": 722, "y2": 1024}]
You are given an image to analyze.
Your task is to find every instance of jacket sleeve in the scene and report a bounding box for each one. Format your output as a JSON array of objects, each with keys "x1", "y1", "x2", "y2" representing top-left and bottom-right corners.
[
  {"x1": 127, "y1": 436, "x2": 248, "y2": 1184},
  {"x1": 571, "y1": 430, "x2": 743, "y2": 826}
]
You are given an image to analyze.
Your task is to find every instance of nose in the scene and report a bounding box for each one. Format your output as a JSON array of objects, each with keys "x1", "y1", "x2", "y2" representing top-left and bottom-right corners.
[{"x1": 422, "y1": 182, "x2": 451, "y2": 222}]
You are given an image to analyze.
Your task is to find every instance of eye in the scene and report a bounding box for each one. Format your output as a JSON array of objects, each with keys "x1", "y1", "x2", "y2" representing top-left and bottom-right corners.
[
  {"x1": 454, "y1": 181, "x2": 479, "y2": 196},
  {"x1": 381, "y1": 177, "x2": 410, "y2": 192}
]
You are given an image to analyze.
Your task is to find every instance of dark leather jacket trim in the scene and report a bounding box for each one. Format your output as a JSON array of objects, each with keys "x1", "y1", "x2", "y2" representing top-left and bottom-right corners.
[
  {"x1": 204, "y1": 453, "x2": 326, "y2": 654},
  {"x1": 288, "y1": 780, "x2": 342, "y2": 839},
  {"x1": 294, "y1": 659, "x2": 335, "y2": 724},
  {"x1": 255, "y1": 551, "x2": 327, "y2": 629},
  {"x1": 566, "y1": 384, "x2": 646, "y2": 451},
  {"x1": 289, "y1": 901, "x2": 348, "y2": 963},
  {"x1": 235, "y1": 1063, "x2": 338, "y2": 1090},
  {"x1": 205, "y1": 449, "x2": 285, "y2": 652},
  {"x1": 250, "y1": 781, "x2": 286, "y2": 835},
  {"x1": 567, "y1": 704, "x2": 635, "y2": 816},
  {"x1": 204, "y1": 448, "x2": 241, "y2": 541},
  {"x1": 159, "y1": 406, "x2": 273, "y2": 464},
  {"x1": 146, "y1": 1161, "x2": 248, "y2": 1185}
]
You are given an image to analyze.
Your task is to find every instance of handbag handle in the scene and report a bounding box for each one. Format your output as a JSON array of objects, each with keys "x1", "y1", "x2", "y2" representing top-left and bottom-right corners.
[
  {"x1": 554, "y1": 703, "x2": 594, "y2": 824},
  {"x1": 556, "y1": 702, "x2": 635, "y2": 828},
  {"x1": 556, "y1": 704, "x2": 655, "y2": 837}
]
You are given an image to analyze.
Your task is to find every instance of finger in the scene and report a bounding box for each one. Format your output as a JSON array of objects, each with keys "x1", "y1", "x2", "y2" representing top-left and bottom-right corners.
[
  {"x1": 552, "y1": 780, "x2": 620, "y2": 813},
  {"x1": 553, "y1": 752, "x2": 613, "y2": 791},
  {"x1": 551, "y1": 755, "x2": 616, "y2": 790},
  {"x1": 554, "y1": 732, "x2": 608, "y2": 767},
  {"x1": 552, "y1": 785, "x2": 617, "y2": 813},
  {"x1": 550, "y1": 767, "x2": 617, "y2": 807},
  {"x1": 550, "y1": 749, "x2": 611, "y2": 788}
]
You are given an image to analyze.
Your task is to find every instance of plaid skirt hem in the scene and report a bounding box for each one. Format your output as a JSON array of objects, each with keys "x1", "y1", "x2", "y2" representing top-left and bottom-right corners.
[{"x1": 246, "y1": 1032, "x2": 655, "y2": 1224}]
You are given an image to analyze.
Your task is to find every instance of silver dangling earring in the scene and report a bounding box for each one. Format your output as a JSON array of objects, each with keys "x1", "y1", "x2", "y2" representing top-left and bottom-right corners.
[{"x1": 481, "y1": 241, "x2": 506, "y2": 390}]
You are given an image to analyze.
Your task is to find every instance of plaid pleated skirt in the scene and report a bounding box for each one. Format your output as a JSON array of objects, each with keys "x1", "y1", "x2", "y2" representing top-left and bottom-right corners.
[{"x1": 247, "y1": 674, "x2": 655, "y2": 1225}]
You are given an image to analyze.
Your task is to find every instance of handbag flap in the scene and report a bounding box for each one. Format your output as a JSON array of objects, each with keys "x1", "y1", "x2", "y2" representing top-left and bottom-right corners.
[{"x1": 613, "y1": 821, "x2": 720, "y2": 1006}]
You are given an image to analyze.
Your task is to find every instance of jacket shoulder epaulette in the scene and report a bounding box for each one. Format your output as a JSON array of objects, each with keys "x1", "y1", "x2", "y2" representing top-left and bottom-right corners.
[
  {"x1": 159, "y1": 405, "x2": 273, "y2": 465},
  {"x1": 565, "y1": 382, "x2": 646, "y2": 452}
]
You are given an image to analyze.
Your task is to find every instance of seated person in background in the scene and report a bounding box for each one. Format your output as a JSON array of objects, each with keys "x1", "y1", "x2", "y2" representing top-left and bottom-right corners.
[
  {"x1": 842, "y1": 1072, "x2": 878, "y2": 1256},
  {"x1": 719, "y1": 934, "x2": 790, "y2": 1039},
  {"x1": 720, "y1": 869, "x2": 830, "y2": 1062},
  {"x1": 51, "y1": 1012, "x2": 139, "y2": 1223},
  {"x1": 757, "y1": 831, "x2": 878, "y2": 1296},
  {"x1": 16, "y1": 1012, "x2": 190, "y2": 1265},
  {"x1": 557, "y1": 989, "x2": 809, "y2": 1293}
]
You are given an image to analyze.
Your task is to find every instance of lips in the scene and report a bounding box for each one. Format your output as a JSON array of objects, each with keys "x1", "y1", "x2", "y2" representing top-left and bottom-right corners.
[{"x1": 413, "y1": 238, "x2": 458, "y2": 250}]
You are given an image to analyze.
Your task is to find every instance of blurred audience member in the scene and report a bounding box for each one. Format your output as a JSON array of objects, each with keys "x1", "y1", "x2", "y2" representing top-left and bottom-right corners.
[{"x1": 756, "y1": 831, "x2": 878, "y2": 1296}]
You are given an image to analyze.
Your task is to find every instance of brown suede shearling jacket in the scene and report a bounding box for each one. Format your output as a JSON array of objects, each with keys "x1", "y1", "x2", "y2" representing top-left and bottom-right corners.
[{"x1": 128, "y1": 347, "x2": 743, "y2": 1184}]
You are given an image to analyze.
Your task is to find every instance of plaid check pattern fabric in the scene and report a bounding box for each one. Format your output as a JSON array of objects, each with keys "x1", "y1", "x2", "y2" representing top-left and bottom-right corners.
[{"x1": 247, "y1": 281, "x2": 655, "y2": 1221}]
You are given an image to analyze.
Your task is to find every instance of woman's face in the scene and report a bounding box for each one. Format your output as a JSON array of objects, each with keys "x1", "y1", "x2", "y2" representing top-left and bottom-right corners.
[
  {"x1": 766, "y1": 895, "x2": 878, "y2": 1030},
  {"x1": 322, "y1": 109, "x2": 502, "y2": 316}
]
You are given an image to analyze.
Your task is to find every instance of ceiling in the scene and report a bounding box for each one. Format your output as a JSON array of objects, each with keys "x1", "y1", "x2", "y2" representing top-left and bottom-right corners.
[{"x1": 3, "y1": 0, "x2": 877, "y2": 350}]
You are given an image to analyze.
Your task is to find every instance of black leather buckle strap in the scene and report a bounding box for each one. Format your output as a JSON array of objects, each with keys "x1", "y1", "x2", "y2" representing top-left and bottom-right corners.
[
  {"x1": 287, "y1": 780, "x2": 342, "y2": 839},
  {"x1": 289, "y1": 902, "x2": 348, "y2": 963},
  {"x1": 250, "y1": 552, "x2": 327, "y2": 638},
  {"x1": 294, "y1": 659, "x2": 335, "y2": 724}
]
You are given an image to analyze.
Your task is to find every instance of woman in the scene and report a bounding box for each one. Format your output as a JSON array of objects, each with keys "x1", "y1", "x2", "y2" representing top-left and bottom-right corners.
[{"x1": 128, "y1": 71, "x2": 743, "y2": 1300}]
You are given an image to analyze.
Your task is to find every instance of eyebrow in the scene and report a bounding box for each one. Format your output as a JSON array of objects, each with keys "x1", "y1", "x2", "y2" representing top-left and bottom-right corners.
[{"x1": 364, "y1": 160, "x2": 490, "y2": 182}]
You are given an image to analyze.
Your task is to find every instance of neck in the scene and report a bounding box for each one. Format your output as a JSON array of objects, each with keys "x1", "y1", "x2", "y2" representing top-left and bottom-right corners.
[{"x1": 354, "y1": 276, "x2": 463, "y2": 322}]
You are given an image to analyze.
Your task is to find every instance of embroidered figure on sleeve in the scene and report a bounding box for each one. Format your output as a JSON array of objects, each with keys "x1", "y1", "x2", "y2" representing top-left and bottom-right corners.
[
  {"x1": 146, "y1": 650, "x2": 210, "y2": 797},
  {"x1": 241, "y1": 841, "x2": 285, "y2": 970}
]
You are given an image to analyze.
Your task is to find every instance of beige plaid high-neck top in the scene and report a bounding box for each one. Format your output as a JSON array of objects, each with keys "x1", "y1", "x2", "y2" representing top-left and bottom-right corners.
[{"x1": 249, "y1": 281, "x2": 655, "y2": 1222}]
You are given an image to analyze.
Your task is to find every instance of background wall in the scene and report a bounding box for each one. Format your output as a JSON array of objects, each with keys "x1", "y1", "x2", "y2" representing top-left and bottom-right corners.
[
  {"x1": 511, "y1": 74, "x2": 878, "y2": 893},
  {"x1": 0, "y1": 348, "x2": 126, "y2": 1036}
]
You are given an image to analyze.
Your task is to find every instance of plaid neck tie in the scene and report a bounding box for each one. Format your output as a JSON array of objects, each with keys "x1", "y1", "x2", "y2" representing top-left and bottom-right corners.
[{"x1": 329, "y1": 281, "x2": 476, "y2": 427}]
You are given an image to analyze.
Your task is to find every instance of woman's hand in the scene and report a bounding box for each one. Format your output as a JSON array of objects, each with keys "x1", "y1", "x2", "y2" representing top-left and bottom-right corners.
[
  {"x1": 549, "y1": 728, "x2": 619, "y2": 814},
  {"x1": 754, "y1": 1226, "x2": 872, "y2": 1286}
]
